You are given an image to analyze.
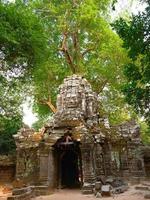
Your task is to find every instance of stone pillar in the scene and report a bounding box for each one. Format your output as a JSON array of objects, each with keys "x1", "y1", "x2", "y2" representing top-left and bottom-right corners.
[
  {"x1": 103, "y1": 142, "x2": 112, "y2": 176},
  {"x1": 42, "y1": 134, "x2": 59, "y2": 188},
  {"x1": 127, "y1": 141, "x2": 145, "y2": 183},
  {"x1": 48, "y1": 146, "x2": 56, "y2": 188},
  {"x1": 94, "y1": 143, "x2": 104, "y2": 180},
  {"x1": 39, "y1": 143, "x2": 50, "y2": 185},
  {"x1": 39, "y1": 154, "x2": 49, "y2": 185},
  {"x1": 81, "y1": 134, "x2": 95, "y2": 194},
  {"x1": 15, "y1": 149, "x2": 24, "y2": 180}
]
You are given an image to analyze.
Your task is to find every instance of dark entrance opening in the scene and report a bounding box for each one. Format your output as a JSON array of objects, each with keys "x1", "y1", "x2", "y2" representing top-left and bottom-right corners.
[
  {"x1": 54, "y1": 133, "x2": 82, "y2": 189},
  {"x1": 61, "y1": 149, "x2": 79, "y2": 187},
  {"x1": 144, "y1": 156, "x2": 150, "y2": 177}
]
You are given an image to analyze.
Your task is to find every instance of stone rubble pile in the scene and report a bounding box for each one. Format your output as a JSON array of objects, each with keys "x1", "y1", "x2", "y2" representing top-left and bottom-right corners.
[
  {"x1": 13, "y1": 125, "x2": 42, "y2": 149},
  {"x1": 93, "y1": 178, "x2": 128, "y2": 198}
]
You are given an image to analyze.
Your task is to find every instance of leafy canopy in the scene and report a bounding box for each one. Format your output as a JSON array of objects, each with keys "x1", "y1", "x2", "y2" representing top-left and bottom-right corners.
[
  {"x1": 31, "y1": 0, "x2": 129, "y2": 123},
  {"x1": 0, "y1": 0, "x2": 49, "y2": 153},
  {"x1": 0, "y1": 116, "x2": 22, "y2": 155},
  {"x1": 113, "y1": 1, "x2": 150, "y2": 126},
  {"x1": 0, "y1": 0, "x2": 49, "y2": 77}
]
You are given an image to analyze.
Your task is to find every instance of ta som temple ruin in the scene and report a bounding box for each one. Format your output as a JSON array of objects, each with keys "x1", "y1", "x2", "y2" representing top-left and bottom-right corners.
[{"x1": 5, "y1": 75, "x2": 150, "y2": 199}]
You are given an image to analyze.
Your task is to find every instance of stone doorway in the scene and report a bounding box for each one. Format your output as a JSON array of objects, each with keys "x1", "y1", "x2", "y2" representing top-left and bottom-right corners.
[
  {"x1": 54, "y1": 134, "x2": 82, "y2": 189},
  {"x1": 144, "y1": 156, "x2": 150, "y2": 177}
]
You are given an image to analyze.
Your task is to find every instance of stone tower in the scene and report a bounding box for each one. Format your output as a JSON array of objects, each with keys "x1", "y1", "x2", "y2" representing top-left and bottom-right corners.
[
  {"x1": 10, "y1": 75, "x2": 146, "y2": 200},
  {"x1": 53, "y1": 74, "x2": 99, "y2": 127}
]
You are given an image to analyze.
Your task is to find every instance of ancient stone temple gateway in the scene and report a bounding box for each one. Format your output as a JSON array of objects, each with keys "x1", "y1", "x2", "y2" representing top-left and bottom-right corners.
[{"x1": 9, "y1": 75, "x2": 148, "y2": 199}]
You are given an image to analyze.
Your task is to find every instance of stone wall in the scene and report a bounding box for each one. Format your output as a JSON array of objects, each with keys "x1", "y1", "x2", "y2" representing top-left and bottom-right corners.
[
  {"x1": 0, "y1": 155, "x2": 16, "y2": 182},
  {"x1": 9, "y1": 75, "x2": 147, "y2": 200},
  {"x1": 13, "y1": 125, "x2": 42, "y2": 185}
]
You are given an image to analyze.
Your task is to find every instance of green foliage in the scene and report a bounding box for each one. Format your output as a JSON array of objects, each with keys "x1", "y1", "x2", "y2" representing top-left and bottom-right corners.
[
  {"x1": 32, "y1": 115, "x2": 51, "y2": 131},
  {"x1": 0, "y1": 0, "x2": 132, "y2": 136},
  {"x1": 0, "y1": 75, "x2": 23, "y2": 154},
  {"x1": 113, "y1": 2, "x2": 150, "y2": 126},
  {"x1": 32, "y1": 60, "x2": 71, "y2": 117},
  {"x1": 111, "y1": 0, "x2": 118, "y2": 10},
  {"x1": 140, "y1": 121, "x2": 150, "y2": 144},
  {"x1": 0, "y1": 76, "x2": 23, "y2": 118},
  {"x1": 0, "y1": 0, "x2": 49, "y2": 76},
  {"x1": 30, "y1": 0, "x2": 129, "y2": 121},
  {"x1": 0, "y1": 0, "x2": 50, "y2": 154},
  {"x1": 0, "y1": 116, "x2": 22, "y2": 155},
  {"x1": 101, "y1": 87, "x2": 137, "y2": 125}
]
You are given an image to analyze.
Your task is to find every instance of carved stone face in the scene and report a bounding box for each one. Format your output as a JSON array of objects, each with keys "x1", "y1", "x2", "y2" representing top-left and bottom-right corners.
[
  {"x1": 58, "y1": 80, "x2": 83, "y2": 110},
  {"x1": 57, "y1": 78, "x2": 85, "y2": 110},
  {"x1": 64, "y1": 89, "x2": 81, "y2": 108},
  {"x1": 55, "y1": 75, "x2": 98, "y2": 126}
]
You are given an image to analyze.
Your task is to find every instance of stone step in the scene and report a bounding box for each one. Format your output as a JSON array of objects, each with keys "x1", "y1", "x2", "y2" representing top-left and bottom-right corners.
[
  {"x1": 135, "y1": 186, "x2": 150, "y2": 191},
  {"x1": 82, "y1": 190, "x2": 93, "y2": 195},
  {"x1": 33, "y1": 185, "x2": 51, "y2": 196},
  {"x1": 143, "y1": 182, "x2": 150, "y2": 187},
  {"x1": 7, "y1": 190, "x2": 32, "y2": 200},
  {"x1": 12, "y1": 186, "x2": 31, "y2": 195},
  {"x1": 10, "y1": 185, "x2": 51, "y2": 199}
]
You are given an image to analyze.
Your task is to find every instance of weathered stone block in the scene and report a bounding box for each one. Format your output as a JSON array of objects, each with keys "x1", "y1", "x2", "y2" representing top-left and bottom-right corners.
[
  {"x1": 101, "y1": 185, "x2": 112, "y2": 196},
  {"x1": 95, "y1": 182, "x2": 102, "y2": 191},
  {"x1": 12, "y1": 187, "x2": 31, "y2": 195},
  {"x1": 145, "y1": 194, "x2": 150, "y2": 199}
]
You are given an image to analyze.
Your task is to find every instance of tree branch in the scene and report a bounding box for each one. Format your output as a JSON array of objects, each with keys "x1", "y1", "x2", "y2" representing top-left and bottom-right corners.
[
  {"x1": 46, "y1": 101, "x2": 57, "y2": 113},
  {"x1": 72, "y1": 31, "x2": 82, "y2": 64},
  {"x1": 59, "y1": 32, "x2": 76, "y2": 73},
  {"x1": 38, "y1": 97, "x2": 57, "y2": 113}
]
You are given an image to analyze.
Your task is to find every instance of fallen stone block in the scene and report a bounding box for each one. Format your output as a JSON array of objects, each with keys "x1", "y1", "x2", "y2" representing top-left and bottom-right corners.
[
  {"x1": 144, "y1": 193, "x2": 150, "y2": 199},
  {"x1": 114, "y1": 185, "x2": 128, "y2": 194},
  {"x1": 101, "y1": 185, "x2": 112, "y2": 197},
  {"x1": 95, "y1": 182, "x2": 102, "y2": 191}
]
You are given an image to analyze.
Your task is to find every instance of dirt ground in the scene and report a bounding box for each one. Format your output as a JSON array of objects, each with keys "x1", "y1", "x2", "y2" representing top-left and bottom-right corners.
[
  {"x1": 32, "y1": 186, "x2": 146, "y2": 200},
  {"x1": 0, "y1": 184, "x2": 148, "y2": 200}
]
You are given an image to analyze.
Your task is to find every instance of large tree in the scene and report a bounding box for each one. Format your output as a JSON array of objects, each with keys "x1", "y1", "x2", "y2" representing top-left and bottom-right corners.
[
  {"x1": 0, "y1": 0, "x2": 50, "y2": 153},
  {"x1": 113, "y1": 0, "x2": 150, "y2": 126},
  {"x1": 31, "y1": 0, "x2": 129, "y2": 123},
  {"x1": 0, "y1": 0, "x2": 132, "y2": 132},
  {"x1": 0, "y1": 0, "x2": 50, "y2": 109}
]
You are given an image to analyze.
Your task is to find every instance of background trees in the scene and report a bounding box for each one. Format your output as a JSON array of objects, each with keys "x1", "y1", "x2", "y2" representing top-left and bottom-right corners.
[
  {"x1": 0, "y1": 1, "x2": 49, "y2": 74},
  {"x1": 0, "y1": 0, "x2": 49, "y2": 154},
  {"x1": 113, "y1": 0, "x2": 150, "y2": 127}
]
